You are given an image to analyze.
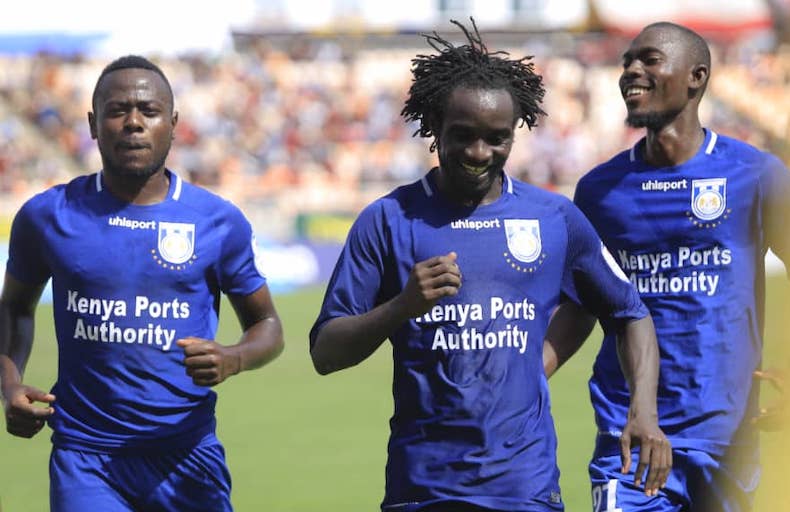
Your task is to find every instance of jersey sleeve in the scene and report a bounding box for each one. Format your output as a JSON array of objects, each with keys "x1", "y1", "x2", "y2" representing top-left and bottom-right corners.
[
  {"x1": 217, "y1": 204, "x2": 267, "y2": 296},
  {"x1": 760, "y1": 154, "x2": 790, "y2": 268},
  {"x1": 572, "y1": 173, "x2": 597, "y2": 221},
  {"x1": 309, "y1": 200, "x2": 389, "y2": 349},
  {"x1": 6, "y1": 197, "x2": 51, "y2": 285},
  {"x1": 560, "y1": 200, "x2": 648, "y2": 330}
]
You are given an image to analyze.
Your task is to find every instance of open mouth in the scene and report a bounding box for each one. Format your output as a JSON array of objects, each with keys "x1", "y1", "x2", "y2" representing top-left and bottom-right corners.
[
  {"x1": 461, "y1": 163, "x2": 489, "y2": 175},
  {"x1": 623, "y1": 86, "x2": 650, "y2": 99}
]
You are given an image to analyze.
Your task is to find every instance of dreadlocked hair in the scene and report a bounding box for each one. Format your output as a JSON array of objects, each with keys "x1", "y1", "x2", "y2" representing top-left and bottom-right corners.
[{"x1": 401, "y1": 18, "x2": 546, "y2": 151}]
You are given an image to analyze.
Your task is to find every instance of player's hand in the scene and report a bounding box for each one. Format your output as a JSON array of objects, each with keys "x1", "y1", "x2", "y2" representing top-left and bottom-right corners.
[
  {"x1": 620, "y1": 413, "x2": 671, "y2": 497},
  {"x1": 752, "y1": 369, "x2": 788, "y2": 432},
  {"x1": 397, "y1": 252, "x2": 462, "y2": 317},
  {"x1": 177, "y1": 337, "x2": 241, "y2": 387},
  {"x1": 1, "y1": 383, "x2": 55, "y2": 438}
]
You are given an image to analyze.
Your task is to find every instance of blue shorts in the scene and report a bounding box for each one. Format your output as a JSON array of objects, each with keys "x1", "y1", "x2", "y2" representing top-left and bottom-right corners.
[
  {"x1": 50, "y1": 437, "x2": 232, "y2": 512},
  {"x1": 588, "y1": 447, "x2": 758, "y2": 512}
]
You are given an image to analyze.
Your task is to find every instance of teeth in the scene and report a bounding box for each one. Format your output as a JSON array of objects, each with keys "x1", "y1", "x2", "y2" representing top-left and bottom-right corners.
[
  {"x1": 462, "y1": 163, "x2": 488, "y2": 175},
  {"x1": 625, "y1": 86, "x2": 648, "y2": 98}
]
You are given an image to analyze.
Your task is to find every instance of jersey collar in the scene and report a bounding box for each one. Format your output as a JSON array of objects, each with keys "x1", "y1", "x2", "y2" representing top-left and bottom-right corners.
[
  {"x1": 95, "y1": 169, "x2": 183, "y2": 201},
  {"x1": 420, "y1": 167, "x2": 514, "y2": 198},
  {"x1": 629, "y1": 129, "x2": 718, "y2": 163}
]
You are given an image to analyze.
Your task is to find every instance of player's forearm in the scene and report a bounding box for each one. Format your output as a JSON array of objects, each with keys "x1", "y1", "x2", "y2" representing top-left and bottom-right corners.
[
  {"x1": 0, "y1": 354, "x2": 23, "y2": 403},
  {"x1": 616, "y1": 315, "x2": 660, "y2": 419},
  {"x1": 229, "y1": 317, "x2": 284, "y2": 374},
  {"x1": 543, "y1": 302, "x2": 597, "y2": 378},
  {"x1": 0, "y1": 304, "x2": 35, "y2": 390},
  {"x1": 311, "y1": 296, "x2": 411, "y2": 375}
]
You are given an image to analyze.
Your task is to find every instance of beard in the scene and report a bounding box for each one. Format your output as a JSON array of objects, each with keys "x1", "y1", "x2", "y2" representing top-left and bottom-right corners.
[
  {"x1": 101, "y1": 142, "x2": 171, "y2": 181},
  {"x1": 437, "y1": 162, "x2": 503, "y2": 206},
  {"x1": 625, "y1": 108, "x2": 682, "y2": 131}
]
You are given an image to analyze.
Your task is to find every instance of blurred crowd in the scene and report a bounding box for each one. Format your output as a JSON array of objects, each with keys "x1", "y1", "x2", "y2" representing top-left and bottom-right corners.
[{"x1": 0, "y1": 33, "x2": 787, "y2": 237}]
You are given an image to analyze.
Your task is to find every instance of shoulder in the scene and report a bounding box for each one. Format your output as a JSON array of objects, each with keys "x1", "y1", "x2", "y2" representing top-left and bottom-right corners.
[
  {"x1": 358, "y1": 177, "x2": 425, "y2": 221},
  {"x1": 20, "y1": 186, "x2": 65, "y2": 214},
  {"x1": 18, "y1": 174, "x2": 93, "y2": 217},
  {"x1": 573, "y1": 149, "x2": 634, "y2": 212},
  {"x1": 508, "y1": 175, "x2": 581, "y2": 225},
  {"x1": 509, "y1": 174, "x2": 574, "y2": 209},
  {"x1": 342, "y1": 178, "x2": 429, "y2": 252},
  {"x1": 711, "y1": 132, "x2": 761, "y2": 156},
  {"x1": 508, "y1": 177, "x2": 600, "y2": 255},
  {"x1": 173, "y1": 176, "x2": 248, "y2": 223},
  {"x1": 577, "y1": 148, "x2": 633, "y2": 190},
  {"x1": 711, "y1": 133, "x2": 782, "y2": 168}
]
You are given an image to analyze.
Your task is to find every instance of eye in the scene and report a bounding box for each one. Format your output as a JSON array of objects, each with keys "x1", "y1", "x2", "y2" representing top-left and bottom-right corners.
[
  {"x1": 106, "y1": 108, "x2": 126, "y2": 117},
  {"x1": 486, "y1": 130, "x2": 512, "y2": 146},
  {"x1": 621, "y1": 55, "x2": 633, "y2": 69}
]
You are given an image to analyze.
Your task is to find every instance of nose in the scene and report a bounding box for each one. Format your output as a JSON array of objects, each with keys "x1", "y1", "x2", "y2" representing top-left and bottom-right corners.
[
  {"x1": 465, "y1": 139, "x2": 492, "y2": 164},
  {"x1": 123, "y1": 108, "x2": 144, "y2": 131}
]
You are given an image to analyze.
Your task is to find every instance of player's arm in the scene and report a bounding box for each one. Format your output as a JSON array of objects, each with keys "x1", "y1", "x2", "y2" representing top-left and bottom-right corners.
[
  {"x1": 752, "y1": 157, "x2": 790, "y2": 430},
  {"x1": 310, "y1": 294, "x2": 410, "y2": 376},
  {"x1": 614, "y1": 314, "x2": 670, "y2": 496},
  {"x1": 763, "y1": 156, "x2": 790, "y2": 268},
  {"x1": 563, "y1": 200, "x2": 670, "y2": 495},
  {"x1": 0, "y1": 272, "x2": 55, "y2": 438},
  {"x1": 178, "y1": 285, "x2": 284, "y2": 387},
  {"x1": 543, "y1": 301, "x2": 597, "y2": 378},
  {"x1": 311, "y1": 252, "x2": 461, "y2": 375}
]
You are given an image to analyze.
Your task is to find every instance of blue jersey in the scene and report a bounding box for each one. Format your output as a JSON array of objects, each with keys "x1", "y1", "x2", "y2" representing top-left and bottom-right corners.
[
  {"x1": 311, "y1": 169, "x2": 648, "y2": 511},
  {"x1": 6, "y1": 170, "x2": 266, "y2": 452},
  {"x1": 575, "y1": 130, "x2": 790, "y2": 457}
]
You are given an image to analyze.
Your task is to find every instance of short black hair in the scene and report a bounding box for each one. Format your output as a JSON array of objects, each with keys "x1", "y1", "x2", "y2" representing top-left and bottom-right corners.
[
  {"x1": 92, "y1": 55, "x2": 174, "y2": 112},
  {"x1": 401, "y1": 18, "x2": 545, "y2": 150}
]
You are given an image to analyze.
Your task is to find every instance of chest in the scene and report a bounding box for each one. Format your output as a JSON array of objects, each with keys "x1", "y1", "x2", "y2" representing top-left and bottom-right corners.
[
  {"x1": 589, "y1": 172, "x2": 756, "y2": 252},
  {"x1": 43, "y1": 208, "x2": 217, "y2": 294},
  {"x1": 403, "y1": 212, "x2": 568, "y2": 303}
]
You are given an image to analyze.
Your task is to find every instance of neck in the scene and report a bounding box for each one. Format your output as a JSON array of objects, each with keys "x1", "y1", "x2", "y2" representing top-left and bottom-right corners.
[
  {"x1": 436, "y1": 168, "x2": 503, "y2": 207},
  {"x1": 643, "y1": 115, "x2": 705, "y2": 167},
  {"x1": 103, "y1": 168, "x2": 170, "y2": 205}
]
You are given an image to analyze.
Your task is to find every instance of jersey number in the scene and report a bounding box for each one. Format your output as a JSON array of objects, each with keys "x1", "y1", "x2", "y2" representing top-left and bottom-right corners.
[{"x1": 592, "y1": 480, "x2": 623, "y2": 512}]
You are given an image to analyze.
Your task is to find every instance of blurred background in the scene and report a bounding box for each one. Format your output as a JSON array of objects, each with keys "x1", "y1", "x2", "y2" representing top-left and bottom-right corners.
[
  {"x1": 1, "y1": 0, "x2": 788, "y2": 290},
  {"x1": 0, "y1": 0, "x2": 788, "y2": 510}
]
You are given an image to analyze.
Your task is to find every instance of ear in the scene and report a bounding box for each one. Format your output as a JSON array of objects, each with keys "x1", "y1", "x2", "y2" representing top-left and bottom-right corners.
[
  {"x1": 88, "y1": 112, "x2": 97, "y2": 140},
  {"x1": 689, "y1": 63, "x2": 709, "y2": 93}
]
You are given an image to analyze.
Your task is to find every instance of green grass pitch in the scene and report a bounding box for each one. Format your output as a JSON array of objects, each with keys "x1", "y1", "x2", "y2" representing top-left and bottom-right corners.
[{"x1": 1, "y1": 277, "x2": 787, "y2": 511}]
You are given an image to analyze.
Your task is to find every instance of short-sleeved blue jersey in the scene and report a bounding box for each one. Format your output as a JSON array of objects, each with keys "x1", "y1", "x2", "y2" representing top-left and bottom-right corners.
[
  {"x1": 311, "y1": 168, "x2": 648, "y2": 511},
  {"x1": 575, "y1": 130, "x2": 790, "y2": 457},
  {"x1": 6, "y1": 170, "x2": 266, "y2": 452}
]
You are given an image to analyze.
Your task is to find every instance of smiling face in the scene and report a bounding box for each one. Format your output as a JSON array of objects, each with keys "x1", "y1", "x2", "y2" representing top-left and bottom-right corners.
[
  {"x1": 89, "y1": 68, "x2": 177, "y2": 180},
  {"x1": 436, "y1": 86, "x2": 516, "y2": 205},
  {"x1": 619, "y1": 25, "x2": 698, "y2": 130}
]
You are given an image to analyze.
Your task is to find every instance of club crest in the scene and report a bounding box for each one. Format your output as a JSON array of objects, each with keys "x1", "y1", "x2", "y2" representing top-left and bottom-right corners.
[
  {"x1": 691, "y1": 178, "x2": 726, "y2": 221},
  {"x1": 157, "y1": 222, "x2": 195, "y2": 264},
  {"x1": 504, "y1": 219, "x2": 541, "y2": 263}
]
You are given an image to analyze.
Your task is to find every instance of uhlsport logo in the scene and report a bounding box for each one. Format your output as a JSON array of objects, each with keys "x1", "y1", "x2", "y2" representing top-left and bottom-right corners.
[
  {"x1": 505, "y1": 219, "x2": 541, "y2": 263},
  {"x1": 155, "y1": 222, "x2": 196, "y2": 267},
  {"x1": 691, "y1": 178, "x2": 726, "y2": 221}
]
